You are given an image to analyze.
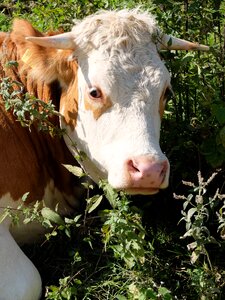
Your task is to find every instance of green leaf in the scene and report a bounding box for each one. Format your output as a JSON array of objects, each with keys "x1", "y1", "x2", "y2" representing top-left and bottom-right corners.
[
  {"x1": 41, "y1": 207, "x2": 64, "y2": 225},
  {"x1": 146, "y1": 288, "x2": 157, "y2": 299},
  {"x1": 5, "y1": 60, "x2": 19, "y2": 68},
  {"x1": 48, "y1": 285, "x2": 59, "y2": 292},
  {"x1": 87, "y1": 195, "x2": 103, "y2": 213},
  {"x1": 62, "y1": 164, "x2": 85, "y2": 177},
  {"x1": 181, "y1": 53, "x2": 194, "y2": 65},
  {"x1": 74, "y1": 214, "x2": 82, "y2": 223},
  {"x1": 99, "y1": 181, "x2": 118, "y2": 208},
  {"x1": 64, "y1": 228, "x2": 71, "y2": 238},
  {"x1": 212, "y1": 104, "x2": 225, "y2": 125},
  {"x1": 187, "y1": 241, "x2": 197, "y2": 251},
  {"x1": 22, "y1": 192, "x2": 30, "y2": 202},
  {"x1": 116, "y1": 295, "x2": 127, "y2": 300},
  {"x1": 187, "y1": 207, "x2": 197, "y2": 222},
  {"x1": 190, "y1": 250, "x2": 199, "y2": 264},
  {"x1": 158, "y1": 287, "x2": 172, "y2": 300}
]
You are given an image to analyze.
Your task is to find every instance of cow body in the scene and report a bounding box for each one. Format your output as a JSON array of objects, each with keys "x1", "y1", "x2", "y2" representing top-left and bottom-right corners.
[
  {"x1": 0, "y1": 9, "x2": 208, "y2": 299},
  {"x1": 0, "y1": 22, "x2": 83, "y2": 300}
]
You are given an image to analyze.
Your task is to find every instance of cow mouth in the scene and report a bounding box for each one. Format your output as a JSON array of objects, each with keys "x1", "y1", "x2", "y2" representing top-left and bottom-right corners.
[{"x1": 123, "y1": 187, "x2": 160, "y2": 195}]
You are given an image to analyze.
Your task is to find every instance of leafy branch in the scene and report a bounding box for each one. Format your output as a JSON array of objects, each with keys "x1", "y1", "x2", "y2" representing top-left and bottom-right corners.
[
  {"x1": 0, "y1": 77, "x2": 65, "y2": 137},
  {"x1": 176, "y1": 171, "x2": 225, "y2": 269}
]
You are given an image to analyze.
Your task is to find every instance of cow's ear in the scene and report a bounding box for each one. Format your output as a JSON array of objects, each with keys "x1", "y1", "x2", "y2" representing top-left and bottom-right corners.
[
  {"x1": 11, "y1": 19, "x2": 44, "y2": 56},
  {"x1": 11, "y1": 19, "x2": 75, "y2": 85}
]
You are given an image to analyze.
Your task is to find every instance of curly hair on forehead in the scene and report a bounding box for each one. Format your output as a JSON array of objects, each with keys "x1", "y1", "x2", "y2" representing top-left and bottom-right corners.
[{"x1": 71, "y1": 9, "x2": 158, "y2": 54}]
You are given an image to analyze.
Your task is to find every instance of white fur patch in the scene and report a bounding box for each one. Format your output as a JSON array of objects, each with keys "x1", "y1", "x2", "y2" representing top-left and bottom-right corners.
[{"x1": 0, "y1": 224, "x2": 42, "y2": 300}]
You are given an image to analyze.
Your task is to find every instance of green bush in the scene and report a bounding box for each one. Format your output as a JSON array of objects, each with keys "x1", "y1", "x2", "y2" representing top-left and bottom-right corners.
[{"x1": 1, "y1": 0, "x2": 225, "y2": 299}]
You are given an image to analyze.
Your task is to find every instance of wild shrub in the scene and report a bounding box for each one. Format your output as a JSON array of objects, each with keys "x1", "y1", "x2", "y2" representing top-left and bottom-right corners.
[{"x1": 0, "y1": 0, "x2": 225, "y2": 299}]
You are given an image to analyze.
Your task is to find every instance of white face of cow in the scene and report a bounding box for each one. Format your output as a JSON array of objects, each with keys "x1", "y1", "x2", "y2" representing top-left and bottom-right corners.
[
  {"x1": 27, "y1": 9, "x2": 208, "y2": 195},
  {"x1": 61, "y1": 45, "x2": 170, "y2": 195}
]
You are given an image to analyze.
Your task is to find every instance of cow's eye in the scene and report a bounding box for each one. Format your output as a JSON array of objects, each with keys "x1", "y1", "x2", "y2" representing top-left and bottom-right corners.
[{"x1": 88, "y1": 87, "x2": 102, "y2": 99}]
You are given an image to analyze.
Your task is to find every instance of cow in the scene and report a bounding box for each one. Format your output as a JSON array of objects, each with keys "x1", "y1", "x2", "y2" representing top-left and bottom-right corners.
[{"x1": 0, "y1": 9, "x2": 208, "y2": 300}]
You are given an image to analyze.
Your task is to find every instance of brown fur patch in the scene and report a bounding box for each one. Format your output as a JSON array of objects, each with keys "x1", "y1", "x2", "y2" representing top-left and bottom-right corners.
[
  {"x1": 60, "y1": 64, "x2": 79, "y2": 130},
  {"x1": 84, "y1": 94, "x2": 112, "y2": 120},
  {"x1": 0, "y1": 19, "x2": 82, "y2": 206},
  {"x1": 159, "y1": 88, "x2": 167, "y2": 119}
]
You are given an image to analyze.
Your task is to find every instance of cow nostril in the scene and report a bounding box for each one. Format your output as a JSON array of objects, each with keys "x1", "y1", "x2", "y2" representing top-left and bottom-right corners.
[
  {"x1": 127, "y1": 159, "x2": 140, "y2": 173},
  {"x1": 160, "y1": 161, "x2": 168, "y2": 178}
]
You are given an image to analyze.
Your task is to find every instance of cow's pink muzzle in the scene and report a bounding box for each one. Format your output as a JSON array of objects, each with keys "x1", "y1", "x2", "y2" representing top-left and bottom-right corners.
[{"x1": 124, "y1": 155, "x2": 169, "y2": 195}]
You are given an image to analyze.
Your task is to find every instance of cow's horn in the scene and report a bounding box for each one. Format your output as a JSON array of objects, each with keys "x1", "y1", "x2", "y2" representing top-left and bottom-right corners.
[
  {"x1": 158, "y1": 33, "x2": 209, "y2": 51},
  {"x1": 26, "y1": 32, "x2": 75, "y2": 49}
]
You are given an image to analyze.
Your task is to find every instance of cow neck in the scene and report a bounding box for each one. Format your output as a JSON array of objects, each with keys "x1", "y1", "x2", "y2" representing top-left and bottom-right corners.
[{"x1": 0, "y1": 34, "x2": 84, "y2": 211}]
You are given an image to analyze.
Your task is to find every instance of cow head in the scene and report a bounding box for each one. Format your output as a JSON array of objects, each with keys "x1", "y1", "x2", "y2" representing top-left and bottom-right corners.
[{"x1": 25, "y1": 9, "x2": 208, "y2": 195}]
